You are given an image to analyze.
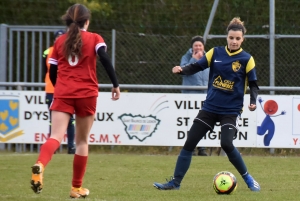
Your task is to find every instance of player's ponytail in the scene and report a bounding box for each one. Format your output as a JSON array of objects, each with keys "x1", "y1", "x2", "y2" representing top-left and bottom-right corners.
[
  {"x1": 61, "y1": 4, "x2": 91, "y2": 59},
  {"x1": 226, "y1": 17, "x2": 246, "y2": 35}
]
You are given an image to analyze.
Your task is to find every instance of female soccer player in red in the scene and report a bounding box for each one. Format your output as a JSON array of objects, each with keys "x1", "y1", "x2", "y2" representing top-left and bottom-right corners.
[{"x1": 30, "y1": 4, "x2": 120, "y2": 198}]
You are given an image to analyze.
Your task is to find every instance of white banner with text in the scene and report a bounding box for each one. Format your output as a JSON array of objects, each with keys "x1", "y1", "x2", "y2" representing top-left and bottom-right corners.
[{"x1": 0, "y1": 91, "x2": 299, "y2": 148}]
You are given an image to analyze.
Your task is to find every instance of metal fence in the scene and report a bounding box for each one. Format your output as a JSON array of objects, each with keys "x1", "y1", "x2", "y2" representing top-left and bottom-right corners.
[
  {"x1": 0, "y1": 25, "x2": 66, "y2": 90},
  {"x1": 1, "y1": 24, "x2": 300, "y2": 94}
]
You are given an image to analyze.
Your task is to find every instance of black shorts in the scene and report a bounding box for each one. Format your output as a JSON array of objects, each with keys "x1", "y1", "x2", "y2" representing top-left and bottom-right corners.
[{"x1": 193, "y1": 110, "x2": 240, "y2": 132}]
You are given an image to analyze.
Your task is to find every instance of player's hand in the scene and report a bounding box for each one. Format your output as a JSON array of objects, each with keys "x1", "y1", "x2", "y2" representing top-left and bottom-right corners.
[
  {"x1": 111, "y1": 87, "x2": 120, "y2": 100},
  {"x1": 193, "y1": 51, "x2": 203, "y2": 60},
  {"x1": 172, "y1": 66, "x2": 182, "y2": 74},
  {"x1": 248, "y1": 104, "x2": 256, "y2": 111}
]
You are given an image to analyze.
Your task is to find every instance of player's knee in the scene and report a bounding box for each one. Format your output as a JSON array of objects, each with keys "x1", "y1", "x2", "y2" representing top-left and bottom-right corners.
[
  {"x1": 220, "y1": 141, "x2": 234, "y2": 153},
  {"x1": 183, "y1": 121, "x2": 210, "y2": 151},
  {"x1": 220, "y1": 125, "x2": 235, "y2": 153}
]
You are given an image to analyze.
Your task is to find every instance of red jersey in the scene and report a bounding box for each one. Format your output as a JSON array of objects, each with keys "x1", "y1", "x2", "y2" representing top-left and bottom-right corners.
[{"x1": 49, "y1": 30, "x2": 106, "y2": 98}]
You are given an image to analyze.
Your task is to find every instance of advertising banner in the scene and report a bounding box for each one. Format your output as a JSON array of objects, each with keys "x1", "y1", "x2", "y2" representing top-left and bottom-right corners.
[
  {"x1": 0, "y1": 91, "x2": 258, "y2": 147},
  {"x1": 256, "y1": 95, "x2": 300, "y2": 148}
]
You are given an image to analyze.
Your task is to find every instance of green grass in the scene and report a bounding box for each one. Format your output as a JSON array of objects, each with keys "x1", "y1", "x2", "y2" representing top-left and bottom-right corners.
[{"x1": 0, "y1": 153, "x2": 299, "y2": 201}]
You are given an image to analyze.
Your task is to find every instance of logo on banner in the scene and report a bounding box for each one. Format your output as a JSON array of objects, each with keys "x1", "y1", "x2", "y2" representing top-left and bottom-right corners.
[
  {"x1": 257, "y1": 97, "x2": 286, "y2": 146},
  {"x1": 0, "y1": 99, "x2": 24, "y2": 142},
  {"x1": 119, "y1": 114, "x2": 160, "y2": 142}
]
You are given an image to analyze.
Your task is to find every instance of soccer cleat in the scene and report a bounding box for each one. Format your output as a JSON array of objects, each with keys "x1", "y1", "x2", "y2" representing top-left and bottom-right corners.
[
  {"x1": 68, "y1": 147, "x2": 76, "y2": 154},
  {"x1": 153, "y1": 177, "x2": 180, "y2": 190},
  {"x1": 197, "y1": 149, "x2": 208, "y2": 156},
  {"x1": 70, "y1": 187, "x2": 90, "y2": 198},
  {"x1": 30, "y1": 162, "x2": 44, "y2": 194},
  {"x1": 243, "y1": 173, "x2": 260, "y2": 191}
]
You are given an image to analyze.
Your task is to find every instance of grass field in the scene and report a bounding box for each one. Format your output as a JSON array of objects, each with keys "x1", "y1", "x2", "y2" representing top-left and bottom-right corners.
[{"x1": 0, "y1": 152, "x2": 299, "y2": 201}]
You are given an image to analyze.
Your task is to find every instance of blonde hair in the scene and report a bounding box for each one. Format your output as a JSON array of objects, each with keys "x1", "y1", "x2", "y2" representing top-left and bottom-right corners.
[{"x1": 226, "y1": 17, "x2": 246, "y2": 35}]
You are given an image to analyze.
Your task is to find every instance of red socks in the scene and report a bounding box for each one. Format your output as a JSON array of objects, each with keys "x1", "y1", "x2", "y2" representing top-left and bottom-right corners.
[
  {"x1": 37, "y1": 138, "x2": 60, "y2": 167},
  {"x1": 72, "y1": 154, "x2": 88, "y2": 188},
  {"x1": 37, "y1": 139, "x2": 88, "y2": 188}
]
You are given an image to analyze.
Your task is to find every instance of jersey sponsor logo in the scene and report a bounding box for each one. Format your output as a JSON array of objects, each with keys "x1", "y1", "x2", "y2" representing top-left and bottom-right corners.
[
  {"x1": 214, "y1": 59, "x2": 222, "y2": 62},
  {"x1": 213, "y1": 75, "x2": 234, "y2": 91},
  {"x1": 119, "y1": 114, "x2": 160, "y2": 142},
  {"x1": 232, "y1": 60, "x2": 241, "y2": 72},
  {"x1": 0, "y1": 97, "x2": 24, "y2": 142}
]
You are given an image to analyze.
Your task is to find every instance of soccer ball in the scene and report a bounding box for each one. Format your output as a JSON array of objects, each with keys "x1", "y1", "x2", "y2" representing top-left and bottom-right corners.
[{"x1": 213, "y1": 171, "x2": 237, "y2": 194}]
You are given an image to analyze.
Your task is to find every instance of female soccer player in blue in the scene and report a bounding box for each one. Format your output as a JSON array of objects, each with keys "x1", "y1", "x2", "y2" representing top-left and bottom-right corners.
[{"x1": 153, "y1": 17, "x2": 260, "y2": 191}]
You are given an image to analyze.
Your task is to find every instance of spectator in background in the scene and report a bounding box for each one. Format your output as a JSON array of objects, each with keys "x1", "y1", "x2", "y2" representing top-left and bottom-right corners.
[
  {"x1": 180, "y1": 35, "x2": 209, "y2": 156},
  {"x1": 42, "y1": 30, "x2": 76, "y2": 154}
]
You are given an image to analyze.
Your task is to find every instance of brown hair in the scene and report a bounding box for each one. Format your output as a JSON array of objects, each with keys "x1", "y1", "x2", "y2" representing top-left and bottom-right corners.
[
  {"x1": 226, "y1": 17, "x2": 246, "y2": 35},
  {"x1": 61, "y1": 4, "x2": 91, "y2": 59},
  {"x1": 191, "y1": 35, "x2": 205, "y2": 47}
]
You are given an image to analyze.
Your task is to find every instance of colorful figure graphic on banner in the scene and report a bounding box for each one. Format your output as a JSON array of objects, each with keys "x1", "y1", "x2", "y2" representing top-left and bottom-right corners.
[{"x1": 257, "y1": 97, "x2": 286, "y2": 146}]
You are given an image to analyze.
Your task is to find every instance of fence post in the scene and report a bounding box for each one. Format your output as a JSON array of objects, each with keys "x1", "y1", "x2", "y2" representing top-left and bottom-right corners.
[
  {"x1": 110, "y1": 29, "x2": 116, "y2": 151},
  {"x1": 0, "y1": 24, "x2": 7, "y2": 86},
  {"x1": 203, "y1": 0, "x2": 219, "y2": 44},
  {"x1": 269, "y1": 0, "x2": 275, "y2": 154},
  {"x1": 0, "y1": 24, "x2": 8, "y2": 151},
  {"x1": 111, "y1": 29, "x2": 116, "y2": 69}
]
